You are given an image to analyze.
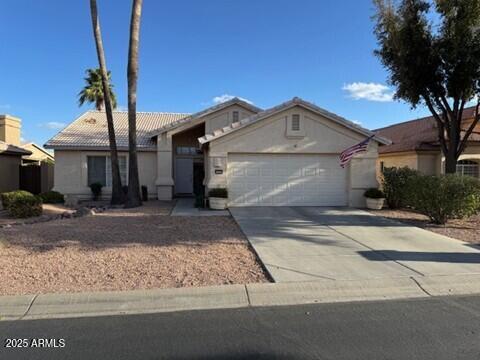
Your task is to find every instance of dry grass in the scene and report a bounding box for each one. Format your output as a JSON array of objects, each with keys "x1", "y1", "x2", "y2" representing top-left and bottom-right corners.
[
  {"x1": 369, "y1": 209, "x2": 480, "y2": 244},
  {"x1": 0, "y1": 201, "x2": 269, "y2": 296}
]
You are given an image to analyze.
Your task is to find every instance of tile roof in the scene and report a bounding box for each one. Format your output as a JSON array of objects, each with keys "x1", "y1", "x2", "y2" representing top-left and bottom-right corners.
[
  {"x1": 0, "y1": 141, "x2": 32, "y2": 155},
  {"x1": 45, "y1": 111, "x2": 190, "y2": 150},
  {"x1": 375, "y1": 107, "x2": 480, "y2": 154},
  {"x1": 198, "y1": 97, "x2": 391, "y2": 145}
]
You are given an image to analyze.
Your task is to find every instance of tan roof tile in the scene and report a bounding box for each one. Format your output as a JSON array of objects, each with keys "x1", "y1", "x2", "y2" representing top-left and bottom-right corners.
[{"x1": 45, "y1": 111, "x2": 189, "y2": 150}]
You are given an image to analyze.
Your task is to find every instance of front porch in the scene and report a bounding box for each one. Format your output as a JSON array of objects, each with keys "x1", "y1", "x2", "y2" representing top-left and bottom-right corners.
[{"x1": 155, "y1": 123, "x2": 206, "y2": 200}]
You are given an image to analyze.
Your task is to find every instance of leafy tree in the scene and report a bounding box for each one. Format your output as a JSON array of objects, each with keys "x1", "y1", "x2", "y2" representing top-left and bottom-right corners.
[
  {"x1": 78, "y1": 68, "x2": 117, "y2": 111},
  {"x1": 87, "y1": 0, "x2": 125, "y2": 205},
  {"x1": 124, "y1": 0, "x2": 143, "y2": 208},
  {"x1": 373, "y1": 0, "x2": 480, "y2": 173}
]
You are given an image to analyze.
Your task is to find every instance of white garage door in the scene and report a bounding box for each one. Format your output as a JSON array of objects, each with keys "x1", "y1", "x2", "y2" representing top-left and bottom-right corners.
[{"x1": 228, "y1": 154, "x2": 348, "y2": 206}]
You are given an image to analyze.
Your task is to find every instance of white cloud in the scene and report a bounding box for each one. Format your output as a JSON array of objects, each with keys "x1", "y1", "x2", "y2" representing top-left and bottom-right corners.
[
  {"x1": 40, "y1": 122, "x2": 66, "y2": 130},
  {"x1": 342, "y1": 82, "x2": 394, "y2": 102},
  {"x1": 212, "y1": 94, "x2": 254, "y2": 105}
]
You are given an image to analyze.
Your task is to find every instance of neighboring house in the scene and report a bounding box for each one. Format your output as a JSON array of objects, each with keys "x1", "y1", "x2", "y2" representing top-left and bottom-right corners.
[
  {"x1": 0, "y1": 141, "x2": 31, "y2": 193},
  {"x1": 45, "y1": 97, "x2": 390, "y2": 207},
  {"x1": 21, "y1": 143, "x2": 55, "y2": 164},
  {"x1": 375, "y1": 106, "x2": 480, "y2": 179},
  {"x1": 0, "y1": 114, "x2": 55, "y2": 194}
]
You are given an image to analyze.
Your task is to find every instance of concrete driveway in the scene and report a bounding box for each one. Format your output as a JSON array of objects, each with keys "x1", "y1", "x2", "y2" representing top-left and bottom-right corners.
[{"x1": 230, "y1": 207, "x2": 480, "y2": 282}]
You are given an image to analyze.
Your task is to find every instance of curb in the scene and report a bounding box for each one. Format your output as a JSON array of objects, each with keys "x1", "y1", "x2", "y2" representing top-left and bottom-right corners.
[{"x1": 2, "y1": 274, "x2": 480, "y2": 321}]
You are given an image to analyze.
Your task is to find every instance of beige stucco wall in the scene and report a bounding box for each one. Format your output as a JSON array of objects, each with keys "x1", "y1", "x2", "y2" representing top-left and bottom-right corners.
[
  {"x1": 378, "y1": 153, "x2": 419, "y2": 171},
  {"x1": 0, "y1": 153, "x2": 22, "y2": 193},
  {"x1": 206, "y1": 105, "x2": 380, "y2": 207},
  {"x1": 53, "y1": 150, "x2": 157, "y2": 199},
  {"x1": 417, "y1": 153, "x2": 440, "y2": 175}
]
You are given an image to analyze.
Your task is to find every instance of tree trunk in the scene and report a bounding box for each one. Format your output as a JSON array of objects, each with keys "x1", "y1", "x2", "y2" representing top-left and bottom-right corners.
[
  {"x1": 444, "y1": 147, "x2": 458, "y2": 174},
  {"x1": 124, "y1": 0, "x2": 143, "y2": 208},
  {"x1": 89, "y1": 0, "x2": 125, "y2": 205}
]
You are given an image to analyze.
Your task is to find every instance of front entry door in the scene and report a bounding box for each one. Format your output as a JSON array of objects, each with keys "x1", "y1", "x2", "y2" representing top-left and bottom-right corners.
[{"x1": 175, "y1": 158, "x2": 194, "y2": 194}]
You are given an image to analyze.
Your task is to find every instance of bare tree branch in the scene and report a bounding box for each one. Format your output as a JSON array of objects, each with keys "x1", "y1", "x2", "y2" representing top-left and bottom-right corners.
[
  {"x1": 424, "y1": 96, "x2": 449, "y2": 155},
  {"x1": 457, "y1": 99, "x2": 480, "y2": 157}
]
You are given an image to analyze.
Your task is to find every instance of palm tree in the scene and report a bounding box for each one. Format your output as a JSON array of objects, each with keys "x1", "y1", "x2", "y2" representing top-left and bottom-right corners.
[
  {"x1": 88, "y1": 0, "x2": 124, "y2": 205},
  {"x1": 78, "y1": 68, "x2": 117, "y2": 111},
  {"x1": 124, "y1": 0, "x2": 143, "y2": 208}
]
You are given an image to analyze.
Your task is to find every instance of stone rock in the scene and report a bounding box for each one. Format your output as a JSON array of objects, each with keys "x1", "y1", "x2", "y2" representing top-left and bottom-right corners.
[
  {"x1": 74, "y1": 207, "x2": 95, "y2": 218},
  {"x1": 61, "y1": 211, "x2": 73, "y2": 219}
]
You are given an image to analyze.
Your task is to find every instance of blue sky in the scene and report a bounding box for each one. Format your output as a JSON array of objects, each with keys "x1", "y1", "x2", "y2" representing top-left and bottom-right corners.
[{"x1": 0, "y1": 0, "x2": 431, "y2": 146}]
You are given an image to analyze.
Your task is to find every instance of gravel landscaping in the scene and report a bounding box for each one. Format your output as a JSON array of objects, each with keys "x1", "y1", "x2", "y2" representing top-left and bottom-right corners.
[
  {"x1": 370, "y1": 209, "x2": 480, "y2": 244},
  {"x1": 0, "y1": 201, "x2": 269, "y2": 296}
]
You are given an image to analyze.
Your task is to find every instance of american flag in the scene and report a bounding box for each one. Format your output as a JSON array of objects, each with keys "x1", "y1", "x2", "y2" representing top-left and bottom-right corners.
[{"x1": 340, "y1": 135, "x2": 374, "y2": 168}]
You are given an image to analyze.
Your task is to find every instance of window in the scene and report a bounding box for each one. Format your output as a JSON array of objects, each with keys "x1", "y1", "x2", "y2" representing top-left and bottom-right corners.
[
  {"x1": 232, "y1": 111, "x2": 239, "y2": 123},
  {"x1": 291, "y1": 114, "x2": 301, "y2": 131},
  {"x1": 456, "y1": 160, "x2": 479, "y2": 178},
  {"x1": 380, "y1": 161, "x2": 385, "y2": 173},
  {"x1": 176, "y1": 146, "x2": 202, "y2": 155},
  {"x1": 87, "y1": 156, "x2": 106, "y2": 186},
  {"x1": 87, "y1": 156, "x2": 127, "y2": 186}
]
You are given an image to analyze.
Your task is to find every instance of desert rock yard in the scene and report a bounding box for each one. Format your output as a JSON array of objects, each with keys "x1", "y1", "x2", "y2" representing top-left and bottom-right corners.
[{"x1": 0, "y1": 202, "x2": 268, "y2": 296}]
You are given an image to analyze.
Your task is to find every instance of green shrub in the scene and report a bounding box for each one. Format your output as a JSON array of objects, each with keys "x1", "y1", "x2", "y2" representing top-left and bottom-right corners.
[
  {"x1": 38, "y1": 190, "x2": 64, "y2": 204},
  {"x1": 364, "y1": 188, "x2": 385, "y2": 199},
  {"x1": 1, "y1": 190, "x2": 33, "y2": 209},
  {"x1": 381, "y1": 167, "x2": 420, "y2": 209},
  {"x1": 208, "y1": 188, "x2": 228, "y2": 198},
  {"x1": 89, "y1": 182, "x2": 103, "y2": 201},
  {"x1": 1, "y1": 191, "x2": 42, "y2": 218},
  {"x1": 408, "y1": 174, "x2": 480, "y2": 224}
]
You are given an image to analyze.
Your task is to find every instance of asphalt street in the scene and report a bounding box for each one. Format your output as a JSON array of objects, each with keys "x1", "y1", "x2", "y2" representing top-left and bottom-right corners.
[{"x1": 1, "y1": 295, "x2": 480, "y2": 360}]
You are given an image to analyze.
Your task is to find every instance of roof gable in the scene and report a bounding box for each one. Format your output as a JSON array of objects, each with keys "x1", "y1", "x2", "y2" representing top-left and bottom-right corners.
[
  {"x1": 148, "y1": 97, "x2": 262, "y2": 137},
  {"x1": 199, "y1": 97, "x2": 391, "y2": 145},
  {"x1": 22, "y1": 143, "x2": 54, "y2": 160}
]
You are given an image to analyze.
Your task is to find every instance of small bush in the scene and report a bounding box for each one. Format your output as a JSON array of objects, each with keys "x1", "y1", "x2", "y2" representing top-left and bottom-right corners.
[
  {"x1": 1, "y1": 191, "x2": 42, "y2": 218},
  {"x1": 1, "y1": 190, "x2": 33, "y2": 209},
  {"x1": 408, "y1": 174, "x2": 480, "y2": 224},
  {"x1": 208, "y1": 188, "x2": 228, "y2": 198},
  {"x1": 38, "y1": 190, "x2": 64, "y2": 204},
  {"x1": 364, "y1": 188, "x2": 385, "y2": 199},
  {"x1": 89, "y1": 182, "x2": 103, "y2": 201},
  {"x1": 382, "y1": 167, "x2": 420, "y2": 209},
  {"x1": 141, "y1": 185, "x2": 148, "y2": 202}
]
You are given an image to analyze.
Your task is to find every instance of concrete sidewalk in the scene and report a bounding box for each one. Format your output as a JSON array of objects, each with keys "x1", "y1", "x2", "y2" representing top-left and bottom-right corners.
[
  {"x1": 2, "y1": 274, "x2": 480, "y2": 321},
  {"x1": 230, "y1": 207, "x2": 480, "y2": 282}
]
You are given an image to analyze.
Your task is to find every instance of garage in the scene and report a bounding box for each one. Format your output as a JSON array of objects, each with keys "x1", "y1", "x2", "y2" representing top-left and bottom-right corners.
[{"x1": 228, "y1": 153, "x2": 348, "y2": 206}]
